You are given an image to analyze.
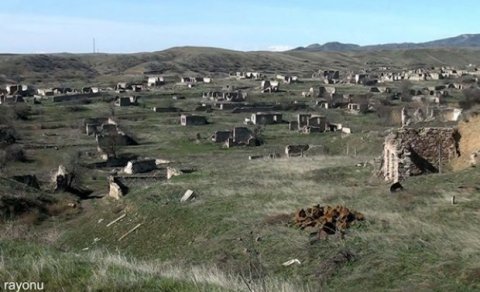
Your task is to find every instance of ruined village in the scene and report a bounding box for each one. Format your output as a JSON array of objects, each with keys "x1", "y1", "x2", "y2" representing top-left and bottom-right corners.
[{"x1": 2, "y1": 44, "x2": 480, "y2": 290}]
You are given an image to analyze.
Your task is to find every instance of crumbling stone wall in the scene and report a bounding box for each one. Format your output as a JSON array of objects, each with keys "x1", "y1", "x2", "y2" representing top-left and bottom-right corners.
[
  {"x1": 452, "y1": 112, "x2": 480, "y2": 170},
  {"x1": 383, "y1": 128, "x2": 459, "y2": 182},
  {"x1": 124, "y1": 159, "x2": 156, "y2": 174}
]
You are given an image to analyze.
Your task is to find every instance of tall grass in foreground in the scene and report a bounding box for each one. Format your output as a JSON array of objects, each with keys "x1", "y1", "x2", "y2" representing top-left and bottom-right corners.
[{"x1": 0, "y1": 241, "x2": 310, "y2": 291}]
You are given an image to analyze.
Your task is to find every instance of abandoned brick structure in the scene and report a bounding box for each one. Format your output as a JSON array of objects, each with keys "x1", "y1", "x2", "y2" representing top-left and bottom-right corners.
[{"x1": 383, "y1": 128, "x2": 459, "y2": 182}]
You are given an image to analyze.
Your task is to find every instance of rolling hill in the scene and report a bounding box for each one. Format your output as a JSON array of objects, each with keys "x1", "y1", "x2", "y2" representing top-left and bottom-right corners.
[
  {"x1": 294, "y1": 33, "x2": 480, "y2": 52},
  {"x1": 0, "y1": 45, "x2": 480, "y2": 86}
]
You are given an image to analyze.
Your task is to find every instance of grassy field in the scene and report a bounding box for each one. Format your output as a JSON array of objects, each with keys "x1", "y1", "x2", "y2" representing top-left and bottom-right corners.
[{"x1": 1, "y1": 55, "x2": 480, "y2": 291}]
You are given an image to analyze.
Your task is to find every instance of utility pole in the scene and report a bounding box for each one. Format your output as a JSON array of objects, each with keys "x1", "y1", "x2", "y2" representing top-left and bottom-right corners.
[{"x1": 93, "y1": 38, "x2": 96, "y2": 54}]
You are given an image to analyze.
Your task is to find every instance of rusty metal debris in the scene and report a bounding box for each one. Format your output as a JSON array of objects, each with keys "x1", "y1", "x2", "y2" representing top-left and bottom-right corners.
[{"x1": 294, "y1": 205, "x2": 364, "y2": 237}]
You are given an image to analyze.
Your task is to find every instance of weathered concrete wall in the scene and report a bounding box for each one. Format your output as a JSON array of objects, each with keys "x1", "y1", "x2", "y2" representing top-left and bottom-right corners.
[{"x1": 383, "y1": 127, "x2": 459, "y2": 182}]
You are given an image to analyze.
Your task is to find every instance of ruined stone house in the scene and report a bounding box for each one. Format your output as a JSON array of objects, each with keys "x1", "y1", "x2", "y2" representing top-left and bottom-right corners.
[
  {"x1": 94, "y1": 119, "x2": 137, "y2": 158},
  {"x1": 294, "y1": 113, "x2": 327, "y2": 133},
  {"x1": 233, "y1": 72, "x2": 262, "y2": 80},
  {"x1": 324, "y1": 70, "x2": 340, "y2": 83},
  {"x1": 115, "y1": 96, "x2": 139, "y2": 107},
  {"x1": 223, "y1": 91, "x2": 246, "y2": 102},
  {"x1": 147, "y1": 76, "x2": 165, "y2": 87},
  {"x1": 180, "y1": 77, "x2": 204, "y2": 84},
  {"x1": 316, "y1": 99, "x2": 330, "y2": 109},
  {"x1": 152, "y1": 106, "x2": 180, "y2": 113},
  {"x1": 312, "y1": 70, "x2": 340, "y2": 82},
  {"x1": 347, "y1": 102, "x2": 368, "y2": 114},
  {"x1": 101, "y1": 123, "x2": 118, "y2": 134},
  {"x1": 355, "y1": 74, "x2": 368, "y2": 84},
  {"x1": 180, "y1": 114, "x2": 208, "y2": 126},
  {"x1": 246, "y1": 72, "x2": 263, "y2": 79},
  {"x1": 82, "y1": 87, "x2": 98, "y2": 94},
  {"x1": 37, "y1": 88, "x2": 55, "y2": 96},
  {"x1": 115, "y1": 82, "x2": 128, "y2": 91},
  {"x1": 276, "y1": 74, "x2": 298, "y2": 84},
  {"x1": 411, "y1": 95, "x2": 441, "y2": 104},
  {"x1": 211, "y1": 127, "x2": 257, "y2": 147},
  {"x1": 212, "y1": 130, "x2": 232, "y2": 143},
  {"x1": 261, "y1": 80, "x2": 279, "y2": 93},
  {"x1": 226, "y1": 127, "x2": 258, "y2": 147},
  {"x1": 202, "y1": 91, "x2": 223, "y2": 99},
  {"x1": 383, "y1": 128, "x2": 459, "y2": 182},
  {"x1": 53, "y1": 87, "x2": 74, "y2": 95},
  {"x1": 5, "y1": 84, "x2": 34, "y2": 96},
  {"x1": 307, "y1": 115, "x2": 327, "y2": 129},
  {"x1": 250, "y1": 112, "x2": 282, "y2": 125},
  {"x1": 86, "y1": 124, "x2": 97, "y2": 136},
  {"x1": 447, "y1": 83, "x2": 464, "y2": 90},
  {"x1": 0, "y1": 95, "x2": 24, "y2": 104},
  {"x1": 303, "y1": 86, "x2": 335, "y2": 98}
]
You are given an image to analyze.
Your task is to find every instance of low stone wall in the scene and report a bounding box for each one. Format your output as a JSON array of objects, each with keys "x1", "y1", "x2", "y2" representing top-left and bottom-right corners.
[{"x1": 52, "y1": 93, "x2": 99, "y2": 102}]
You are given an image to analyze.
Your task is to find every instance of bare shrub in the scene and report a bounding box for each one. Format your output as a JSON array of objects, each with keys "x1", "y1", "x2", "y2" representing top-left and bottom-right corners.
[
  {"x1": 459, "y1": 87, "x2": 480, "y2": 110},
  {"x1": 63, "y1": 150, "x2": 85, "y2": 187},
  {"x1": 0, "y1": 126, "x2": 17, "y2": 146},
  {"x1": 399, "y1": 80, "x2": 413, "y2": 102},
  {"x1": 12, "y1": 104, "x2": 31, "y2": 120},
  {"x1": 376, "y1": 105, "x2": 399, "y2": 126},
  {"x1": 252, "y1": 125, "x2": 265, "y2": 144},
  {"x1": 4, "y1": 145, "x2": 27, "y2": 162},
  {"x1": 65, "y1": 105, "x2": 88, "y2": 112}
]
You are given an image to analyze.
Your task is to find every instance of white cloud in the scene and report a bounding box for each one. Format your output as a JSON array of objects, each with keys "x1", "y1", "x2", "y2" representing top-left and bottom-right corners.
[{"x1": 267, "y1": 45, "x2": 293, "y2": 52}]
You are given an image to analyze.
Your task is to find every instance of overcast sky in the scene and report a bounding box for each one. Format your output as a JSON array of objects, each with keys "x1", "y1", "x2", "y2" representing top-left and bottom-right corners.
[{"x1": 1, "y1": 0, "x2": 479, "y2": 53}]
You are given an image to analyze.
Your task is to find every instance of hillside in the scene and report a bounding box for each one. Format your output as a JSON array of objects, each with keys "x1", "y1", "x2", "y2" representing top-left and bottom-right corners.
[
  {"x1": 294, "y1": 33, "x2": 480, "y2": 52},
  {"x1": 1, "y1": 47, "x2": 480, "y2": 86},
  {"x1": 1, "y1": 46, "x2": 480, "y2": 290}
]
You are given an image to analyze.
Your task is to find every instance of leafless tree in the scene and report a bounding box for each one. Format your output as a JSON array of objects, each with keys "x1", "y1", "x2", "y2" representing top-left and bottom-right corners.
[
  {"x1": 459, "y1": 87, "x2": 480, "y2": 110},
  {"x1": 399, "y1": 80, "x2": 413, "y2": 102}
]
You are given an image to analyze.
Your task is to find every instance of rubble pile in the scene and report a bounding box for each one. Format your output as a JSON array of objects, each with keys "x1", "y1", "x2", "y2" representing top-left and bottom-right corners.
[{"x1": 294, "y1": 205, "x2": 365, "y2": 237}]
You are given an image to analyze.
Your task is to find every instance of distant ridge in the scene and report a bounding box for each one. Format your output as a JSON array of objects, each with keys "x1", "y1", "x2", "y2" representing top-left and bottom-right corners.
[{"x1": 293, "y1": 33, "x2": 480, "y2": 52}]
